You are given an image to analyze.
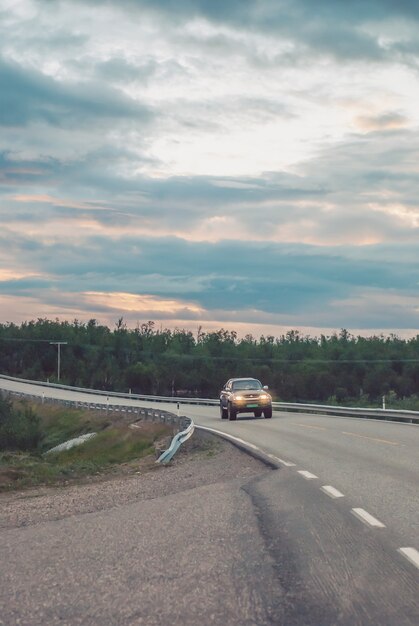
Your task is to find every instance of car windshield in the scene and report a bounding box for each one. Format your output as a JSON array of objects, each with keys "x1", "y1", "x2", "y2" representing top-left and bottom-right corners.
[{"x1": 232, "y1": 379, "x2": 262, "y2": 390}]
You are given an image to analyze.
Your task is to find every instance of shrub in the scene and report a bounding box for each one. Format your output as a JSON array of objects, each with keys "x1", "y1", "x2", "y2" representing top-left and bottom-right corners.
[{"x1": 0, "y1": 394, "x2": 41, "y2": 451}]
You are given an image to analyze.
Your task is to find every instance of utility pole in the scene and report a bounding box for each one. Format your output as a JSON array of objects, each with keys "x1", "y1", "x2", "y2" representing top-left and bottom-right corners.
[{"x1": 50, "y1": 341, "x2": 67, "y2": 381}]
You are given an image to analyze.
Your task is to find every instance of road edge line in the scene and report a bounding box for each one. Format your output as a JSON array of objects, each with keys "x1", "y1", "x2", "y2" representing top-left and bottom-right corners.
[{"x1": 195, "y1": 425, "x2": 280, "y2": 470}]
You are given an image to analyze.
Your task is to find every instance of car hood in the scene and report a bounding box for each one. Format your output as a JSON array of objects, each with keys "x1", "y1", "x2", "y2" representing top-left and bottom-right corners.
[{"x1": 233, "y1": 390, "x2": 269, "y2": 397}]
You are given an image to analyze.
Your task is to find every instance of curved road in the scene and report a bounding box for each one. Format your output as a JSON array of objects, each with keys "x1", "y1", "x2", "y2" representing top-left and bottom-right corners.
[
  {"x1": 1, "y1": 377, "x2": 418, "y2": 625},
  {"x1": 192, "y1": 405, "x2": 419, "y2": 549},
  {"x1": 1, "y1": 377, "x2": 416, "y2": 549}
]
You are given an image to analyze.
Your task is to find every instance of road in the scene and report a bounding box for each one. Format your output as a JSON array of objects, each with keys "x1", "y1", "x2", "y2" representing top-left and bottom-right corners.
[
  {"x1": 1, "y1": 376, "x2": 417, "y2": 548},
  {"x1": 1, "y1": 377, "x2": 418, "y2": 624},
  {"x1": 191, "y1": 405, "x2": 419, "y2": 548}
]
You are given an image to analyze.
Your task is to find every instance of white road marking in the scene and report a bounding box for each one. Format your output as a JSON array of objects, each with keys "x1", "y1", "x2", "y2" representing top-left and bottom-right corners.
[
  {"x1": 351, "y1": 508, "x2": 386, "y2": 528},
  {"x1": 295, "y1": 423, "x2": 326, "y2": 431},
  {"x1": 298, "y1": 470, "x2": 318, "y2": 479},
  {"x1": 267, "y1": 454, "x2": 296, "y2": 467},
  {"x1": 229, "y1": 436, "x2": 259, "y2": 450},
  {"x1": 195, "y1": 426, "x2": 260, "y2": 451},
  {"x1": 243, "y1": 442, "x2": 259, "y2": 450},
  {"x1": 196, "y1": 426, "x2": 299, "y2": 467},
  {"x1": 321, "y1": 485, "x2": 345, "y2": 499},
  {"x1": 398, "y1": 547, "x2": 419, "y2": 570}
]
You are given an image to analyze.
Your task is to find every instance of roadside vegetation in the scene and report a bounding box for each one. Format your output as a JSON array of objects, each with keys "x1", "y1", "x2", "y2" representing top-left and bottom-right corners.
[
  {"x1": 1, "y1": 319, "x2": 419, "y2": 408},
  {"x1": 0, "y1": 395, "x2": 172, "y2": 492}
]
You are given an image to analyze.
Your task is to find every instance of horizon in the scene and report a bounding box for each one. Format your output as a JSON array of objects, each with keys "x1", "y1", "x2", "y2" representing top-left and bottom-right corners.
[{"x1": 1, "y1": 315, "x2": 418, "y2": 343}]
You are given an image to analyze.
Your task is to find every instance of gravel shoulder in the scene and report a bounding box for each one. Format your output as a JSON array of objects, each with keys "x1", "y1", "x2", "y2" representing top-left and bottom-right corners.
[{"x1": 0, "y1": 432, "x2": 268, "y2": 530}]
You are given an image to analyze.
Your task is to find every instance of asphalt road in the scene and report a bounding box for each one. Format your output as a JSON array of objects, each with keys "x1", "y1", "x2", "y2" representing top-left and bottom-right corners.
[
  {"x1": 190, "y1": 405, "x2": 419, "y2": 548},
  {"x1": 1, "y1": 377, "x2": 418, "y2": 624},
  {"x1": 2, "y1": 377, "x2": 416, "y2": 547},
  {"x1": 2, "y1": 464, "x2": 418, "y2": 626}
]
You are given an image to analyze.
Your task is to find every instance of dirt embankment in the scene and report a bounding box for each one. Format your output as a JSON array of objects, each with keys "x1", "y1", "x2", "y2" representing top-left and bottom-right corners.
[{"x1": 0, "y1": 433, "x2": 268, "y2": 530}]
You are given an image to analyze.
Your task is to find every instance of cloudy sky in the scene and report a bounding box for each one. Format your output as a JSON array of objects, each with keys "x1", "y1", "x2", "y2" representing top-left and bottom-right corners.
[{"x1": 1, "y1": 0, "x2": 419, "y2": 337}]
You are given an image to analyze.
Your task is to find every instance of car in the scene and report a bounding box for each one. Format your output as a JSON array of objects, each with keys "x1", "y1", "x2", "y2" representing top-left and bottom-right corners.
[{"x1": 219, "y1": 377, "x2": 272, "y2": 421}]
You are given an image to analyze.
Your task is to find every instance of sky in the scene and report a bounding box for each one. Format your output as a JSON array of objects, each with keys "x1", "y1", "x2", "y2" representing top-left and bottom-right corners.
[{"x1": 1, "y1": 0, "x2": 419, "y2": 338}]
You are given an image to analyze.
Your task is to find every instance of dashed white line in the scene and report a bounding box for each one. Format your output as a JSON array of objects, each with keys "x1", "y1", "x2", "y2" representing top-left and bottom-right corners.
[
  {"x1": 298, "y1": 470, "x2": 318, "y2": 480},
  {"x1": 321, "y1": 485, "x2": 345, "y2": 499},
  {"x1": 398, "y1": 547, "x2": 419, "y2": 570},
  {"x1": 197, "y1": 425, "x2": 415, "y2": 570},
  {"x1": 351, "y1": 508, "x2": 385, "y2": 528}
]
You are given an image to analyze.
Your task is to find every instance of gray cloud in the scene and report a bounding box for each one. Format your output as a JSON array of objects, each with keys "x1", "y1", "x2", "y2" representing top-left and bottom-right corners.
[
  {"x1": 1, "y1": 229, "x2": 418, "y2": 324},
  {"x1": 2, "y1": 120, "x2": 419, "y2": 250},
  {"x1": 94, "y1": 57, "x2": 158, "y2": 84},
  {"x1": 0, "y1": 57, "x2": 153, "y2": 128},
  {"x1": 59, "y1": 0, "x2": 418, "y2": 64},
  {"x1": 68, "y1": 0, "x2": 419, "y2": 24},
  {"x1": 92, "y1": 56, "x2": 188, "y2": 86}
]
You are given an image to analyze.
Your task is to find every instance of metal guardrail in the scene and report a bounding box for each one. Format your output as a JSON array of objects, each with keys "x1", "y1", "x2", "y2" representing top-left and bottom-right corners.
[
  {"x1": 274, "y1": 402, "x2": 419, "y2": 424},
  {"x1": 3, "y1": 386, "x2": 194, "y2": 463},
  {"x1": 156, "y1": 420, "x2": 195, "y2": 464},
  {"x1": 0, "y1": 374, "x2": 217, "y2": 405},
  {"x1": 1, "y1": 374, "x2": 418, "y2": 424},
  {"x1": 3, "y1": 388, "x2": 187, "y2": 424}
]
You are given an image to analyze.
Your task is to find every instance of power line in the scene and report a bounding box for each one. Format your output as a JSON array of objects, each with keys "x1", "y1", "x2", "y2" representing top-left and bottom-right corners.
[{"x1": 0, "y1": 338, "x2": 67, "y2": 343}]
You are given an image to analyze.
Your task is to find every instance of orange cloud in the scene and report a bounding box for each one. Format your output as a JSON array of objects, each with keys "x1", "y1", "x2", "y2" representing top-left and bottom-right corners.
[
  {"x1": 353, "y1": 112, "x2": 408, "y2": 132},
  {"x1": 82, "y1": 291, "x2": 204, "y2": 315},
  {"x1": 1, "y1": 293, "x2": 418, "y2": 341},
  {"x1": 0, "y1": 269, "x2": 34, "y2": 281}
]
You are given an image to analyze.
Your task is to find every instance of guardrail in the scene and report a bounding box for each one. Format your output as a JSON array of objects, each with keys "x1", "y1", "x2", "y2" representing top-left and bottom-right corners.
[
  {"x1": 2, "y1": 387, "x2": 190, "y2": 427},
  {"x1": 1, "y1": 374, "x2": 418, "y2": 424},
  {"x1": 0, "y1": 374, "x2": 217, "y2": 405},
  {"x1": 3, "y1": 386, "x2": 194, "y2": 463},
  {"x1": 275, "y1": 402, "x2": 419, "y2": 424},
  {"x1": 156, "y1": 420, "x2": 195, "y2": 464}
]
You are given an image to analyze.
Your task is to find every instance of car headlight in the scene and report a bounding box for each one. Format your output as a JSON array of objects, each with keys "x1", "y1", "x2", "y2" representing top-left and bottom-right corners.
[
  {"x1": 260, "y1": 394, "x2": 270, "y2": 401},
  {"x1": 233, "y1": 394, "x2": 244, "y2": 401}
]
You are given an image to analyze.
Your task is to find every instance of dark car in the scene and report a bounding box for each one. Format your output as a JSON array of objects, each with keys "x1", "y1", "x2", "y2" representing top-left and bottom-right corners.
[{"x1": 220, "y1": 377, "x2": 272, "y2": 421}]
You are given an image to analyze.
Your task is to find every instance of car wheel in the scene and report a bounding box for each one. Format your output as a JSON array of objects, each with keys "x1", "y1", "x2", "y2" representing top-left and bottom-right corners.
[
  {"x1": 264, "y1": 407, "x2": 272, "y2": 419},
  {"x1": 254, "y1": 409, "x2": 262, "y2": 417},
  {"x1": 220, "y1": 403, "x2": 228, "y2": 419},
  {"x1": 228, "y1": 403, "x2": 237, "y2": 421}
]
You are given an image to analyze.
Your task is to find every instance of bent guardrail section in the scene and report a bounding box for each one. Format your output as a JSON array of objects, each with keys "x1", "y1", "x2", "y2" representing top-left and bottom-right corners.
[
  {"x1": 0, "y1": 374, "x2": 418, "y2": 424},
  {"x1": 156, "y1": 419, "x2": 195, "y2": 464}
]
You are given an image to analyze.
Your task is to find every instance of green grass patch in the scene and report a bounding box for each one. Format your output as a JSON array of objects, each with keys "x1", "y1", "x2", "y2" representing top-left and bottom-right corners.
[
  {"x1": 48, "y1": 427, "x2": 156, "y2": 469},
  {"x1": 0, "y1": 398, "x2": 172, "y2": 491},
  {"x1": 38, "y1": 404, "x2": 110, "y2": 453}
]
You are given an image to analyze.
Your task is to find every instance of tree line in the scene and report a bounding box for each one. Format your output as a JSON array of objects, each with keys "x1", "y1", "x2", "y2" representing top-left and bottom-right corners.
[{"x1": 0, "y1": 318, "x2": 418, "y2": 407}]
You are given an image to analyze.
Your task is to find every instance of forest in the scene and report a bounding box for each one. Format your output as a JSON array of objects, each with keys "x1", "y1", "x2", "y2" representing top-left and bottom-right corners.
[{"x1": 1, "y1": 318, "x2": 419, "y2": 408}]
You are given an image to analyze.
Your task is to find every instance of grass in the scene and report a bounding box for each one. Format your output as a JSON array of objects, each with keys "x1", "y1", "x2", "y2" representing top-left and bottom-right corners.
[
  {"x1": 0, "y1": 400, "x2": 173, "y2": 492},
  {"x1": 38, "y1": 404, "x2": 110, "y2": 452}
]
